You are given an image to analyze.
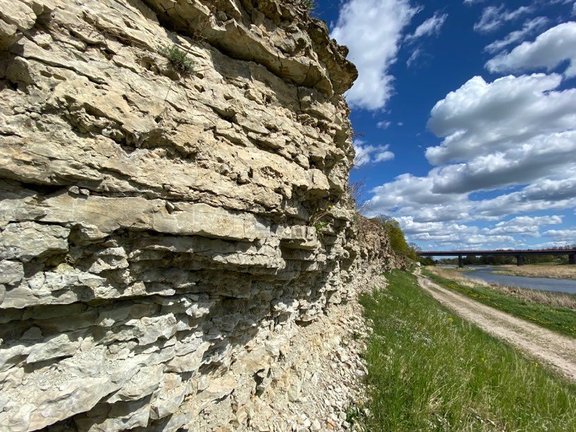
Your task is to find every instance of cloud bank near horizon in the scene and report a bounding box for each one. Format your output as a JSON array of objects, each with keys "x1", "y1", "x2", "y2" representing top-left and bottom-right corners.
[{"x1": 359, "y1": 21, "x2": 576, "y2": 249}]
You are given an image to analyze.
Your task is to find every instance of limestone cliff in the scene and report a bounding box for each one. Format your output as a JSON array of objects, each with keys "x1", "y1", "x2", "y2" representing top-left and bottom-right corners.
[{"x1": 0, "y1": 1, "x2": 397, "y2": 430}]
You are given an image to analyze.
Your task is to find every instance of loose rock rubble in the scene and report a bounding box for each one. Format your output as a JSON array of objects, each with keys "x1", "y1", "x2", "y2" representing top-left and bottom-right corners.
[
  {"x1": 0, "y1": 0, "x2": 399, "y2": 430},
  {"x1": 191, "y1": 274, "x2": 386, "y2": 432}
]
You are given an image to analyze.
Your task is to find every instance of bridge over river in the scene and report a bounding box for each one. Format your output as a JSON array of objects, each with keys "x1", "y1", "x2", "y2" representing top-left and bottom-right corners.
[{"x1": 418, "y1": 248, "x2": 576, "y2": 268}]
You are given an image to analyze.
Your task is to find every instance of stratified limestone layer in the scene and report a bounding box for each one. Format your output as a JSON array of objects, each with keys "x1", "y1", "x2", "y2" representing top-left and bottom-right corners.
[{"x1": 0, "y1": 0, "x2": 396, "y2": 430}]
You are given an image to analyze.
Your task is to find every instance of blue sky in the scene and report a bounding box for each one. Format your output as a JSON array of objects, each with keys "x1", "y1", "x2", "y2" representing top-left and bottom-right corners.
[{"x1": 314, "y1": 0, "x2": 576, "y2": 251}]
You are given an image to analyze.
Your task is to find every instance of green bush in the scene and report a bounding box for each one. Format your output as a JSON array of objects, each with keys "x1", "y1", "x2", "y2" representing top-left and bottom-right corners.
[
  {"x1": 377, "y1": 217, "x2": 418, "y2": 260},
  {"x1": 160, "y1": 44, "x2": 194, "y2": 75}
]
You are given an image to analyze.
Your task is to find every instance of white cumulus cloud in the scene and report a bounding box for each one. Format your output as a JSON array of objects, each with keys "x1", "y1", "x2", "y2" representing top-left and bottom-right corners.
[
  {"x1": 331, "y1": 0, "x2": 419, "y2": 110},
  {"x1": 474, "y1": 175, "x2": 576, "y2": 219},
  {"x1": 485, "y1": 215, "x2": 562, "y2": 237},
  {"x1": 353, "y1": 140, "x2": 395, "y2": 166},
  {"x1": 486, "y1": 22, "x2": 576, "y2": 77},
  {"x1": 350, "y1": 10, "x2": 576, "y2": 250},
  {"x1": 394, "y1": 216, "x2": 521, "y2": 248},
  {"x1": 430, "y1": 131, "x2": 576, "y2": 194},
  {"x1": 426, "y1": 74, "x2": 576, "y2": 165},
  {"x1": 362, "y1": 69, "x2": 576, "y2": 250},
  {"x1": 545, "y1": 229, "x2": 576, "y2": 241}
]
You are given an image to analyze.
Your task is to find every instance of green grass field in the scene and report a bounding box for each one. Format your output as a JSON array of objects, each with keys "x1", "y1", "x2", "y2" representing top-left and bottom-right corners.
[
  {"x1": 423, "y1": 269, "x2": 576, "y2": 338},
  {"x1": 359, "y1": 270, "x2": 576, "y2": 431}
]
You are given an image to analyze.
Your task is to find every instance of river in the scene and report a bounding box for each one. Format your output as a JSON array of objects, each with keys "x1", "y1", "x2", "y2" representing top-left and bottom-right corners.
[{"x1": 463, "y1": 267, "x2": 576, "y2": 295}]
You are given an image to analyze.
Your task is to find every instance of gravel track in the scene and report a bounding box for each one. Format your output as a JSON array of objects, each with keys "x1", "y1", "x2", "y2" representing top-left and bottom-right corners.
[{"x1": 417, "y1": 275, "x2": 576, "y2": 382}]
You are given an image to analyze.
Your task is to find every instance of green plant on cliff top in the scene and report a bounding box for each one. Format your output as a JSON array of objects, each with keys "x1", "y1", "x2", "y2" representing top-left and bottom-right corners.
[
  {"x1": 302, "y1": 0, "x2": 315, "y2": 11},
  {"x1": 160, "y1": 44, "x2": 194, "y2": 75}
]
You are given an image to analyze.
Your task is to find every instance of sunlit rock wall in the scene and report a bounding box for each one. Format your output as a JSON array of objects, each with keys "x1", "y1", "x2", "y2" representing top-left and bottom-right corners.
[{"x1": 0, "y1": 0, "x2": 396, "y2": 430}]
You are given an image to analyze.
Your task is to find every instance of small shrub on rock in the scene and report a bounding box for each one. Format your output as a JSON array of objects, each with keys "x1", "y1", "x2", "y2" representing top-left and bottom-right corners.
[
  {"x1": 160, "y1": 44, "x2": 194, "y2": 75},
  {"x1": 303, "y1": 0, "x2": 315, "y2": 10}
]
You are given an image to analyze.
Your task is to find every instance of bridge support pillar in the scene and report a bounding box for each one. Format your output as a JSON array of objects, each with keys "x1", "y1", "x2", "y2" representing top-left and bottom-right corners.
[
  {"x1": 516, "y1": 255, "x2": 524, "y2": 266},
  {"x1": 569, "y1": 253, "x2": 576, "y2": 265},
  {"x1": 458, "y1": 255, "x2": 463, "y2": 268}
]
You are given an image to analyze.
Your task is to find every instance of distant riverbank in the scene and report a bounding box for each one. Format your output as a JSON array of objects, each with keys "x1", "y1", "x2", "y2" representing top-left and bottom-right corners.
[
  {"x1": 464, "y1": 266, "x2": 576, "y2": 295},
  {"x1": 493, "y1": 264, "x2": 576, "y2": 280}
]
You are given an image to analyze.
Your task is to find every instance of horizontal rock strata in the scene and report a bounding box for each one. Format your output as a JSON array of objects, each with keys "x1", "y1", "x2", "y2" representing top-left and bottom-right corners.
[{"x1": 0, "y1": 0, "x2": 396, "y2": 430}]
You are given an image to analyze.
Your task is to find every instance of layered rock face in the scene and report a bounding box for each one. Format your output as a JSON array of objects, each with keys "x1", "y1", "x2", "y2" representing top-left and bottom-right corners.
[{"x1": 0, "y1": 1, "x2": 395, "y2": 430}]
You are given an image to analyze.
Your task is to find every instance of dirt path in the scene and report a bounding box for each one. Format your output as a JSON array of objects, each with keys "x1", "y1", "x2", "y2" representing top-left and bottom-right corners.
[{"x1": 417, "y1": 275, "x2": 576, "y2": 382}]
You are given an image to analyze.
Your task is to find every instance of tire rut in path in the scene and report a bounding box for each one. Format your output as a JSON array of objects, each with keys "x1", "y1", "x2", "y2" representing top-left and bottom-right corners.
[{"x1": 417, "y1": 276, "x2": 576, "y2": 382}]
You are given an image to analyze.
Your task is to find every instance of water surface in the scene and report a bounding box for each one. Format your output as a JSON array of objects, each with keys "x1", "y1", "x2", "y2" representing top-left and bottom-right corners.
[{"x1": 463, "y1": 267, "x2": 576, "y2": 295}]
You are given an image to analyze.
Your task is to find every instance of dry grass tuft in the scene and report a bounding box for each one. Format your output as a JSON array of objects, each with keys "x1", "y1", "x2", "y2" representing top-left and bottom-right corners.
[{"x1": 494, "y1": 264, "x2": 576, "y2": 280}]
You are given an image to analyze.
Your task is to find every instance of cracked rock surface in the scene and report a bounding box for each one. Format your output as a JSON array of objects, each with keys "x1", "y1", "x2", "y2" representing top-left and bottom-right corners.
[{"x1": 0, "y1": 0, "x2": 398, "y2": 430}]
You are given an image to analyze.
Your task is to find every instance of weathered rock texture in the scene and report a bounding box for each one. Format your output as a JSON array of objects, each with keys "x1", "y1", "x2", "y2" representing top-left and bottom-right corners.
[{"x1": 0, "y1": 0, "x2": 397, "y2": 430}]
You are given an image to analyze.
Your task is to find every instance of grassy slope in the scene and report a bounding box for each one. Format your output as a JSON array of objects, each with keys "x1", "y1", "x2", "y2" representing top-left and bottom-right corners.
[
  {"x1": 360, "y1": 270, "x2": 576, "y2": 431},
  {"x1": 424, "y1": 269, "x2": 576, "y2": 339}
]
